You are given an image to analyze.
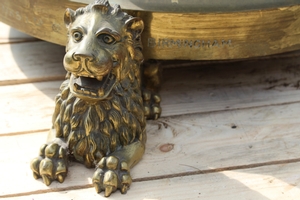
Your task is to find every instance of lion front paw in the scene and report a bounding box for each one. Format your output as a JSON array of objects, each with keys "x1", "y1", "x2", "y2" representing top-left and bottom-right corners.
[
  {"x1": 92, "y1": 156, "x2": 132, "y2": 197},
  {"x1": 143, "y1": 89, "x2": 161, "y2": 120},
  {"x1": 30, "y1": 143, "x2": 68, "y2": 186}
]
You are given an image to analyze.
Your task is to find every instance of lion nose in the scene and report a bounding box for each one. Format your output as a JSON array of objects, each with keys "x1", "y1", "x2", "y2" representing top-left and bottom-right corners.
[{"x1": 73, "y1": 53, "x2": 94, "y2": 62}]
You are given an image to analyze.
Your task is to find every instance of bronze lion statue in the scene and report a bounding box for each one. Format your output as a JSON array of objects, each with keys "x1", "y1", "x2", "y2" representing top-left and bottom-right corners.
[{"x1": 30, "y1": 0, "x2": 161, "y2": 197}]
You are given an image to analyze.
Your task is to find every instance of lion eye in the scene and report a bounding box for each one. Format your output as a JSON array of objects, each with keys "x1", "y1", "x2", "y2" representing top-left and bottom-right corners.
[
  {"x1": 98, "y1": 34, "x2": 115, "y2": 44},
  {"x1": 73, "y1": 31, "x2": 83, "y2": 42}
]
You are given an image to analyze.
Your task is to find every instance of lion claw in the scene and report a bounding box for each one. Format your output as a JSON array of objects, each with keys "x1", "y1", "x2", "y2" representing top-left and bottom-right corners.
[
  {"x1": 33, "y1": 172, "x2": 40, "y2": 180},
  {"x1": 41, "y1": 174, "x2": 52, "y2": 186},
  {"x1": 105, "y1": 186, "x2": 114, "y2": 197},
  {"x1": 121, "y1": 185, "x2": 128, "y2": 194}
]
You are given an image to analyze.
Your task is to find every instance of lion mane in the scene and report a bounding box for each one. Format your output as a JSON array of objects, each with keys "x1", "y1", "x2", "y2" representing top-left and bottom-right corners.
[{"x1": 51, "y1": 0, "x2": 146, "y2": 168}]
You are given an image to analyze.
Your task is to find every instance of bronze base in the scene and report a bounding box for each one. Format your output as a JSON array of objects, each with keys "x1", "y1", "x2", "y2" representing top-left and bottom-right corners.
[{"x1": 1, "y1": 0, "x2": 300, "y2": 60}]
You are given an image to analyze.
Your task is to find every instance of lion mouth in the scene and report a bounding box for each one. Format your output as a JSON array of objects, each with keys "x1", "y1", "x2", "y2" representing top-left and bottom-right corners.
[{"x1": 70, "y1": 72, "x2": 116, "y2": 100}]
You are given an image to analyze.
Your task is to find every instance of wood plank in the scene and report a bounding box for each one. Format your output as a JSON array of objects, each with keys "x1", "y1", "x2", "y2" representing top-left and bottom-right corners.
[
  {"x1": 160, "y1": 56, "x2": 300, "y2": 116},
  {"x1": 9, "y1": 162, "x2": 300, "y2": 199},
  {"x1": 1, "y1": 103, "x2": 300, "y2": 196},
  {"x1": 2, "y1": 55, "x2": 300, "y2": 134},
  {"x1": 0, "y1": 22, "x2": 37, "y2": 43},
  {"x1": 0, "y1": 81, "x2": 61, "y2": 135},
  {"x1": 143, "y1": 103, "x2": 300, "y2": 177},
  {"x1": 0, "y1": 41, "x2": 66, "y2": 85}
]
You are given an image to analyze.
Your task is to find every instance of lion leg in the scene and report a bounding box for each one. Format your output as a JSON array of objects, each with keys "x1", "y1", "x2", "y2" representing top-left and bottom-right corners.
[
  {"x1": 142, "y1": 59, "x2": 162, "y2": 120},
  {"x1": 92, "y1": 141, "x2": 145, "y2": 197},
  {"x1": 30, "y1": 137, "x2": 68, "y2": 186}
]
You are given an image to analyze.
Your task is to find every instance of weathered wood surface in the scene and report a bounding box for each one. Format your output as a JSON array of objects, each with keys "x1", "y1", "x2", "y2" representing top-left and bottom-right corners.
[{"x1": 1, "y1": 22, "x2": 300, "y2": 199}]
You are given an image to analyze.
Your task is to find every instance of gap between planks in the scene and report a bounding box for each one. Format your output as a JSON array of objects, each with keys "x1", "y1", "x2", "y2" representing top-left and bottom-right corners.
[
  {"x1": 0, "y1": 41, "x2": 66, "y2": 86},
  {"x1": 0, "y1": 22, "x2": 65, "y2": 86},
  {"x1": 1, "y1": 101, "x2": 300, "y2": 137},
  {"x1": 0, "y1": 22, "x2": 37, "y2": 44},
  {"x1": 0, "y1": 76, "x2": 65, "y2": 87}
]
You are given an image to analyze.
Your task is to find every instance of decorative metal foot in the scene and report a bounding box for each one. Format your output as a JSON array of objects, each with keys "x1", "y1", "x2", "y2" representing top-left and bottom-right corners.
[
  {"x1": 142, "y1": 88, "x2": 161, "y2": 120},
  {"x1": 93, "y1": 156, "x2": 132, "y2": 197},
  {"x1": 92, "y1": 140, "x2": 145, "y2": 196},
  {"x1": 30, "y1": 0, "x2": 150, "y2": 196},
  {"x1": 30, "y1": 141, "x2": 68, "y2": 185}
]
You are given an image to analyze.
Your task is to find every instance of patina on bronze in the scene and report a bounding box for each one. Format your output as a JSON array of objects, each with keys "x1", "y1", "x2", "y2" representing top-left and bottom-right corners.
[{"x1": 30, "y1": 0, "x2": 161, "y2": 197}]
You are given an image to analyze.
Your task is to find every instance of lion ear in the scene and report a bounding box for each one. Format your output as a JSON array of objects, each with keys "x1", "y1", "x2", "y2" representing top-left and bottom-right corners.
[
  {"x1": 64, "y1": 8, "x2": 76, "y2": 27},
  {"x1": 125, "y1": 17, "x2": 144, "y2": 35},
  {"x1": 92, "y1": 4, "x2": 109, "y2": 14},
  {"x1": 125, "y1": 17, "x2": 144, "y2": 60}
]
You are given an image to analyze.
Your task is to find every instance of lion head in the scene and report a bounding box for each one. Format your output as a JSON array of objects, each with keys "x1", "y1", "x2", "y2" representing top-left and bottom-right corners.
[
  {"x1": 63, "y1": 0, "x2": 144, "y2": 101},
  {"x1": 51, "y1": 0, "x2": 146, "y2": 167}
]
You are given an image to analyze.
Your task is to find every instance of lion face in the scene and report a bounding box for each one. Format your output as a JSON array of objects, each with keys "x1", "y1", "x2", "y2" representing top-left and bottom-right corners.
[{"x1": 63, "y1": 5, "x2": 144, "y2": 101}]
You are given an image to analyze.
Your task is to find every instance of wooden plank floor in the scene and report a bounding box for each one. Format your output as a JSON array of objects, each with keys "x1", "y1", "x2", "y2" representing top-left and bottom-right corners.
[{"x1": 1, "y1": 22, "x2": 300, "y2": 199}]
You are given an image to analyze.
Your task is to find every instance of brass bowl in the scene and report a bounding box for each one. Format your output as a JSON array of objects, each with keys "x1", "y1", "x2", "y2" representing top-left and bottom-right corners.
[{"x1": 1, "y1": 0, "x2": 300, "y2": 60}]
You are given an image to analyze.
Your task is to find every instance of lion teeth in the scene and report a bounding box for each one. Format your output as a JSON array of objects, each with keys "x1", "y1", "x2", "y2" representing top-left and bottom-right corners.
[
  {"x1": 98, "y1": 88, "x2": 104, "y2": 96},
  {"x1": 74, "y1": 83, "x2": 80, "y2": 91},
  {"x1": 96, "y1": 76, "x2": 103, "y2": 81},
  {"x1": 83, "y1": 90, "x2": 90, "y2": 95},
  {"x1": 90, "y1": 91, "x2": 97, "y2": 96}
]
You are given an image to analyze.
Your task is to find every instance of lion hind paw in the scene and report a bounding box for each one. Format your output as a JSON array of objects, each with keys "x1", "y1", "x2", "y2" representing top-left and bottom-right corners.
[{"x1": 143, "y1": 89, "x2": 161, "y2": 120}]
